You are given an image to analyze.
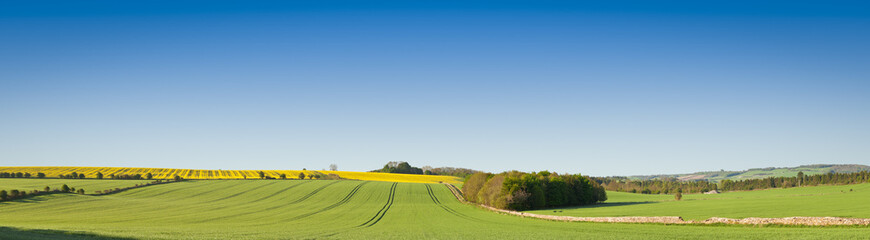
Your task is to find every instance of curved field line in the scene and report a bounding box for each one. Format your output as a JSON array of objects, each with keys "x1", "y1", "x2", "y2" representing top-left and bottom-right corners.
[
  {"x1": 289, "y1": 181, "x2": 341, "y2": 204},
  {"x1": 292, "y1": 181, "x2": 369, "y2": 219},
  {"x1": 191, "y1": 181, "x2": 320, "y2": 223},
  {"x1": 358, "y1": 182, "x2": 398, "y2": 228},
  {"x1": 124, "y1": 180, "x2": 223, "y2": 198},
  {"x1": 210, "y1": 181, "x2": 282, "y2": 202}
]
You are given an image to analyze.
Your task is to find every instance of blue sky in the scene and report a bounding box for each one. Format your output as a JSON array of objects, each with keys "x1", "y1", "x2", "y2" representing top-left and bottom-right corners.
[{"x1": 1, "y1": 1, "x2": 869, "y2": 176}]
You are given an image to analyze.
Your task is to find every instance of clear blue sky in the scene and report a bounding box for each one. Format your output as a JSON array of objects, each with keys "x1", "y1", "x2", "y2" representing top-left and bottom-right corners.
[{"x1": 1, "y1": 1, "x2": 869, "y2": 176}]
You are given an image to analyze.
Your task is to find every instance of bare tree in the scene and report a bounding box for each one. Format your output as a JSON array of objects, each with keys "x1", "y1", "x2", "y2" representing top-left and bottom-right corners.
[{"x1": 329, "y1": 164, "x2": 338, "y2": 171}]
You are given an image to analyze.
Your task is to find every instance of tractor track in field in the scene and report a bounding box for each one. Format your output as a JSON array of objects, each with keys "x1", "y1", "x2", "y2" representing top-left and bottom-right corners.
[
  {"x1": 292, "y1": 182, "x2": 369, "y2": 219},
  {"x1": 426, "y1": 184, "x2": 486, "y2": 222},
  {"x1": 195, "y1": 181, "x2": 339, "y2": 223},
  {"x1": 289, "y1": 181, "x2": 341, "y2": 204},
  {"x1": 210, "y1": 181, "x2": 281, "y2": 202},
  {"x1": 314, "y1": 182, "x2": 399, "y2": 239},
  {"x1": 358, "y1": 182, "x2": 398, "y2": 228},
  {"x1": 249, "y1": 181, "x2": 310, "y2": 204}
]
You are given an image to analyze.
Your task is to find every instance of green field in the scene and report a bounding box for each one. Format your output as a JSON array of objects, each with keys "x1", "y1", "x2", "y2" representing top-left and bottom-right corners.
[
  {"x1": 527, "y1": 183, "x2": 870, "y2": 221},
  {"x1": 0, "y1": 179, "x2": 154, "y2": 193},
  {"x1": 1, "y1": 179, "x2": 869, "y2": 239}
]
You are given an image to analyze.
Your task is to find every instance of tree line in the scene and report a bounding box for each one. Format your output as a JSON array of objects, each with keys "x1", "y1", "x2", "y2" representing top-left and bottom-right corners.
[
  {"x1": 462, "y1": 171, "x2": 607, "y2": 211},
  {"x1": 719, "y1": 171, "x2": 870, "y2": 191},
  {"x1": 593, "y1": 171, "x2": 870, "y2": 195},
  {"x1": 372, "y1": 162, "x2": 481, "y2": 178},
  {"x1": 0, "y1": 172, "x2": 46, "y2": 178},
  {"x1": 0, "y1": 179, "x2": 182, "y2": 202},
  {"x1": 592, "y1": 177, "x2": 719, "y2": 194}
]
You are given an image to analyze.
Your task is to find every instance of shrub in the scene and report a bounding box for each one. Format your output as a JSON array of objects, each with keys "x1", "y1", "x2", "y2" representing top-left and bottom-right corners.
[{"x1": 675, "y1": 192, "x2": 683, "y2": 201}]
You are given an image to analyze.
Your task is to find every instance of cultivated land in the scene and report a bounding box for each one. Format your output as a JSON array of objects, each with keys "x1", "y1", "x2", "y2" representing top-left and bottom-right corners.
[
  {"x1": 527, "y1": 183, "x2": 870, "y2": 221},
  {"x1": 1, "y1": 179, "x2": 869, "y2": 239},
  {"x1": 0, "y1": 179, "x2": 153, "y2": 192},
  {"x1": 0, "y1": 167, "x2": 461, "y2": 184}
]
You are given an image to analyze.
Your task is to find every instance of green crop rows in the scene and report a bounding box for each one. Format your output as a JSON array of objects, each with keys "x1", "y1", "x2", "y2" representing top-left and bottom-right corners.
[{"x1": 1, "y1": 179, "x2": 869, "y2": 239}]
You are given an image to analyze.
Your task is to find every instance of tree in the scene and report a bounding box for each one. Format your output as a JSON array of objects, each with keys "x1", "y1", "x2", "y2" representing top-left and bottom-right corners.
[
  {"x1": 77, "y1": 189, "x2": 85, "y2": 194},
  {"x1": 174, "y1": 175, "x2": 182, "y2": 181},
  {"x1": 24, "y1": 173, "x2": 31, "y2": 178},
  {"x1": 298, "y1": 172, "x2": 306, "y2": 180},
  {"x1": 61, "y1": 184, "x2": 71, "y2": 193},
  {"x1": 0, "y1": 190, "x2": 7, "y2": 201},
  {"x1": 37, "y1": 172, "x2": 45, "y2": 178},
  {"x1": 44, "y1": 186, "x2": 51, "y2": 192},
  {"x1": 258, "y1": 171, "x2": 266, "y2": 179},
  {"x1": 797, "y1": 171, "x2": 805, "y2": 187},
  {"x1": 279, "y1": 174, "x2": 287, "y2": 179},
  {"x1": 675, "y1": 192, "x2": 682, "y2": 201},
  {"x1": 329, "y1": 164, "x2": 338, "y2": 171},
  {"x1": 78, "y1": 173, "x2": 85, "y2": 179},
  {"x1": 96, "y1": 172, "x2": 103, "y2": 179},
  {"x1": 146, "y1": 173, "x2": 153, "y2": 180}
]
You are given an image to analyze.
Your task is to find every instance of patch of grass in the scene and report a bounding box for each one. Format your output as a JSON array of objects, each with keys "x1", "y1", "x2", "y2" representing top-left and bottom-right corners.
[
  {"x1": 0, "y1": 180, "x2": 868, "y2": 239},
  {"x1": 528, "y1": 183, "x2": 870, "y2": 221}
]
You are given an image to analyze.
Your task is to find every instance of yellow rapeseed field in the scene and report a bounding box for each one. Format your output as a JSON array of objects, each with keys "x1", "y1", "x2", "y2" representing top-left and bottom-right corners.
[{"x1": 0, "y1": 166, "x2": 461, "y2": 184}]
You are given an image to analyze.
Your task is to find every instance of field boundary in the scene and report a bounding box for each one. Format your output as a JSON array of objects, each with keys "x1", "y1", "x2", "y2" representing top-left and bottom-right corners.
[{"x1": 439, "y1": 183, "x2": 870, "y2": 226}]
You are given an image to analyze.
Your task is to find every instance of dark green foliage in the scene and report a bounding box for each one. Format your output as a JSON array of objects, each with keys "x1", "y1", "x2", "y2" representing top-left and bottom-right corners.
[
  {"x1": 146, "y1": 173, "x2": 153, "y2": 180},
  {"x1": 37, "y1": 172, "x2": 45, "y2": 178},
  {"x1": 0, "y1": 190, "x2": 6, "y2": 200},
  {"x1": 280, "y1": 174, "x2": 287, "y2": 179},
  {"x1": 675, "y1": 192, "x2": 682, "y2": 201},
  {"x1": 24, "y1": 173, "x2": 31, "y2": 178},
  {"x1": 45, "y1": 186, "x2": 51, "y2": 192},
  {"x1": 96, "y1": 172, "x2": 103, "y2": 179},
  {"x1": 174, "y1": 175, "x2": 182, "y2": 181},
  {"x1": 376, "y1": 161, "x2": 424, "y2": 174},
  {"x1": 258, "y1": 171, "x2": 266, "y2": 179},
  {"x1": 61, "y1": 184, "x2": 71, "y2": 193},
  {"x1": 595, "y1": 177, "x2": 718, "y2": 194},
  {"x1": 79, "y1": 173, "x2": 86, "y2": 179},
  {"x1": 77, "y1": 189, "x2": 85, "y2": 194},
  {"x1": 463, "y1": 171, "x2": 606, "y2": 211}
]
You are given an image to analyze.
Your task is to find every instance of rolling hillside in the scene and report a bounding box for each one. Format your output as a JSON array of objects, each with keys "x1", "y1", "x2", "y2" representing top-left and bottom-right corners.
[
  {"x1": 2, "y1": 179, "x2": 869, "y2": 239},
  {"x1": 528, "y1": 183, "x2": 870, "y2": 221},
  {"x1": 0, "y1": 167, "x2": 461, "y2": 184},
  {"x1": 625, "y1": 164, "x2": 870, "y2": 182}
]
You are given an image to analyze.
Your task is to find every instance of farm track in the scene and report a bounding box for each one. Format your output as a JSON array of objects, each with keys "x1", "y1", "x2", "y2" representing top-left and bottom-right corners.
[
  {"x1": 426, "y1": 184, "x2": 496, "y2": 223},
  {"x1": 289, "y1": 181, "x2": 340, "y2": 204},
  {"x1": 292, "y1": 182, "x2": 369, "y2": 220},
  {"x1": 210, "y1": 181, "x2": 282, "y2": 202},
  {"x1": 358, "y1": 182, "x2": 398, "y2": 227},
  {"x1": 195, "y1": 181, "x2": 340, "y2": 223}
]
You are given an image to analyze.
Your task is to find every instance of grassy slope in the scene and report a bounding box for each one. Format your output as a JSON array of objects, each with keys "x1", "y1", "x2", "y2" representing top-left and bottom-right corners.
[
  {"x1": 0, "y1": 180, "x2": 866, "y2": 239},
  {"x1": 0, "y1": 179, "x2": 153, "y2": 193},
  {"x1": 527, "y1": 183, "x2": 870, "y2": 221},
  {"x1": 628, "y1": 164, "x2": 870, "y2": 182}
]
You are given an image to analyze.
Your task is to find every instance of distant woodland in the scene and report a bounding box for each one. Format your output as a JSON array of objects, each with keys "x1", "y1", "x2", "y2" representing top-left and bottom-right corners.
[{"x1": 593, "y1": 171, "x2": 870, "y2": 194}]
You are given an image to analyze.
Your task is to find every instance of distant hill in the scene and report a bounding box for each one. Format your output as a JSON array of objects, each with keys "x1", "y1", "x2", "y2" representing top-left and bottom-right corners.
[{"x1": 625, "y1": 164, "x2": 870, "y2": 182}]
